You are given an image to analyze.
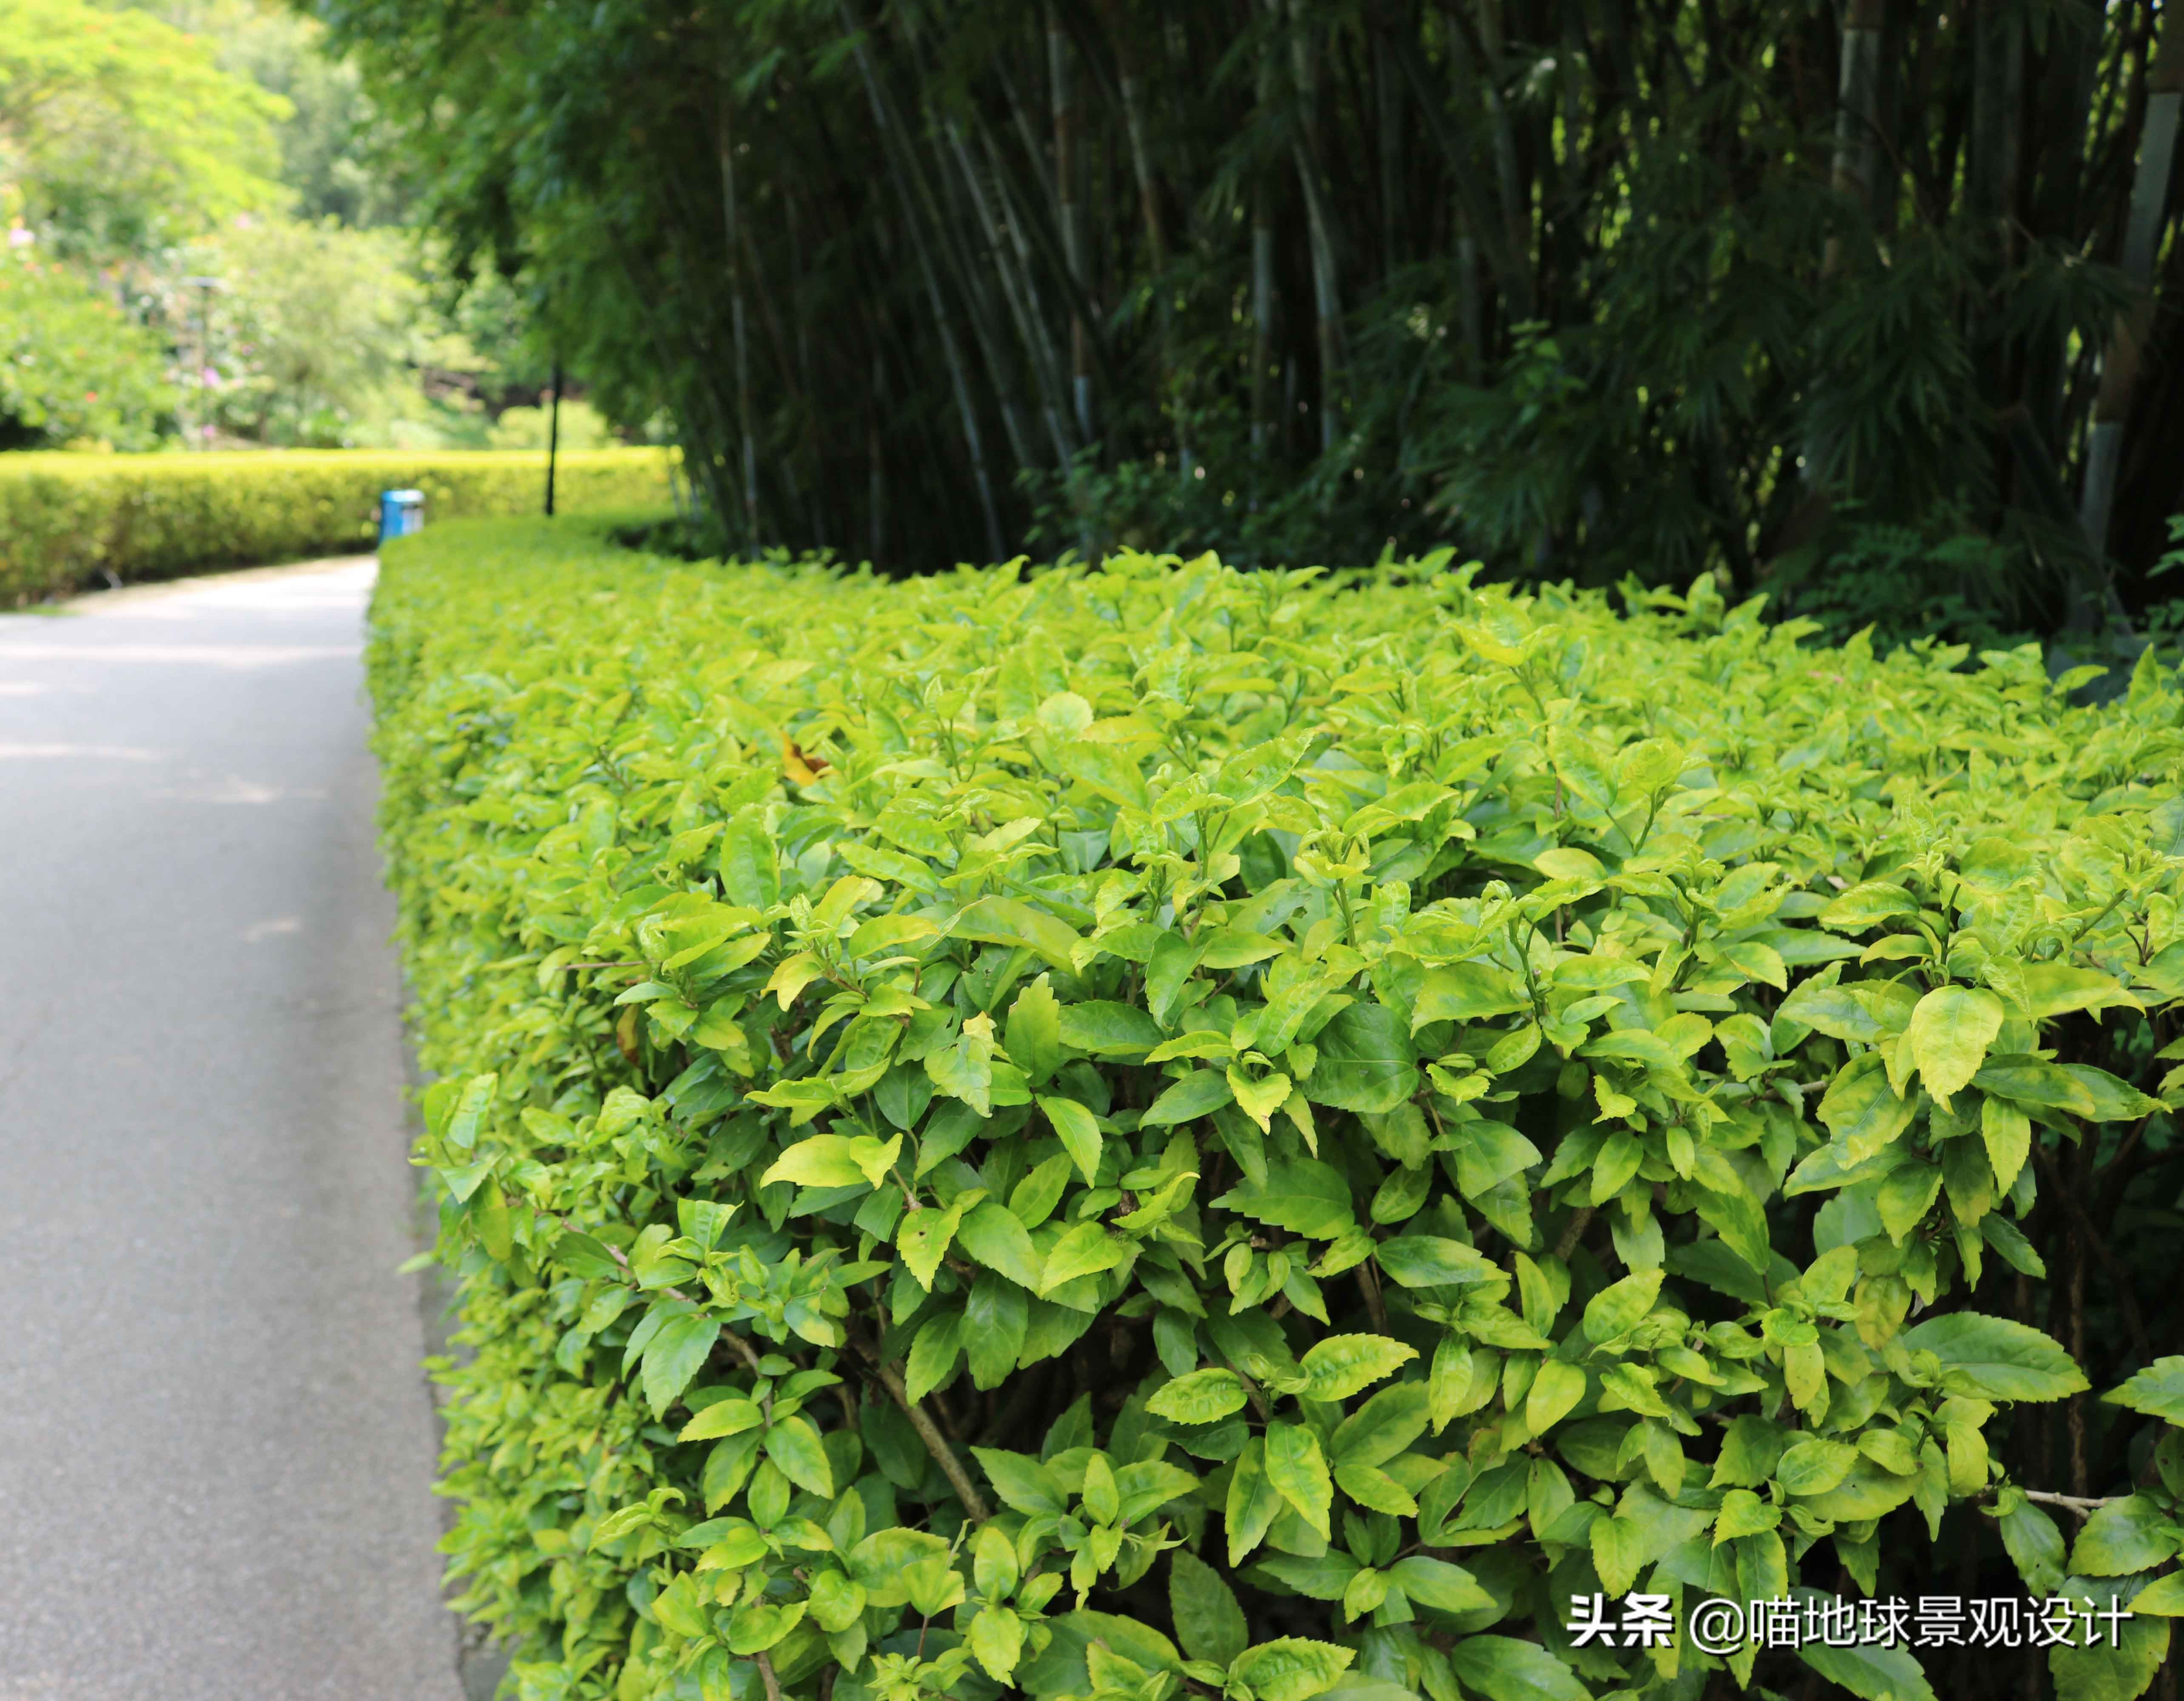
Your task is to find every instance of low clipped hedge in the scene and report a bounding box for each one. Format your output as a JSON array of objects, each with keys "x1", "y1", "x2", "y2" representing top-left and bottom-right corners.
[
  {"x1": 0, "y1": 447, "x2": 671, "y2": 602},
  {"x1": 371, "y1": 516, "x2": 2184, "y2": 1701}
]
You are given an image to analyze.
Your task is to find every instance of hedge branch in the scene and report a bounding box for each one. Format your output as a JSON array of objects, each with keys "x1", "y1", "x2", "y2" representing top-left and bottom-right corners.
[
  {"x1": 1355, "y1": 1258, "x2": 1388, "y2": 1335},
  {"x1": 868, "y1": 1354, "x2": 992, "y2": 1523},
  {"x1": 1218, "y1": 1354, "x2": 1275, "y2": 1423},
  {"x1": 2018, "y1": 1490, "x2": 2128, "y2": 1516},
  {"x1": 2032, "y1": 1146, "x2": 2153, "y2": 1365},
  {"x1": 553, "y1": 1215, "x2": 768, "y2": 1375}
]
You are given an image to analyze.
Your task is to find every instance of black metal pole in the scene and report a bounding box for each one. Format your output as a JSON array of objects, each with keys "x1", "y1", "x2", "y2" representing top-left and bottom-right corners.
[{"x1": 545, "y1": 359, "x2": 562, "y2": 517}]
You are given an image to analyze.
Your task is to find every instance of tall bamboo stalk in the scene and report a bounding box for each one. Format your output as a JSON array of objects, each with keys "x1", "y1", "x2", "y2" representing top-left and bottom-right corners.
[
  {"x1": 990, "y1": 57, "x2": 1114, "y2": 425},
  {"x1": 782, "y1": 185, "x2": 824, "y2": 550},
  {"x1": 1396, "y1": 15, "x2": 1526, "y2": 319},
  {"x1": 839, "y1": 0, "x2": 1005, "y2": 562},
  {"x1": 869, "y1": 351, "x2": 886, "y2": 563},
  {"x1": 2079, "y1": 3, "x2": 2182, "y2": 557},
  {"x1": 1370, "y1": 6, "x2": 1403, "y2": 279},
  {"x1": 973, "y1": 116, "x2": 1082, "y2": 469},
  {"x1": 1251, "y1": 15, "x2": 1279, "y2": 470},
  {"x1": 1252, "y1": 180, "x2": 1276, "y2": 464},
  {"x1": 717, "y1": 77, "x2": 757, "y2": 548},
  {"x1": 1049, "y1": 6, "x2": 1094, "y2": 441},
  {"x1": 1286, "y1": 0, "x2": 1347, "y2": 454},
  {"x1": 1106, "y1": 2, "x2": 1183, "y2": 475},
  {"x1": 890, "y1": 7, "x2": 1043, "y2": 487},
  {"x1": 737, "y1": 222, "x2": 813, "y2": 540},
  {"x1": 946, "y1": 117, "x2": 1068, "y2": 472},
  {"x1": 1464, "y1": 0, "x2": 1535, "y2": 321},
  {"x1": 1824, "y1": 0, "x2": 1884, "y2": 273}
]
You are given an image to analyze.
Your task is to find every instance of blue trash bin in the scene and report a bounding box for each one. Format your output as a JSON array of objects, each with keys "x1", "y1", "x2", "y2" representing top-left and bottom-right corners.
[{"x1": 378, "y1": 488, "x2": 424, "y2": 546}]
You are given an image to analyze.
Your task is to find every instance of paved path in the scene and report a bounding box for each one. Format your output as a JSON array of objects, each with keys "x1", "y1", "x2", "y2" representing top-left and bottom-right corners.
[{"x1": 0, "y1": 560, "x2": 462, "y2": 1700}]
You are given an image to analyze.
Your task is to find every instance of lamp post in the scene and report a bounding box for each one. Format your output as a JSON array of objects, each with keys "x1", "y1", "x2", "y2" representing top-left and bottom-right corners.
[
  {"x1": 545, "y1": 358, "x2": 562, "y2": 518},
  {"x1": 183, "y1": 276, "x2": 222, "y2": 449}
]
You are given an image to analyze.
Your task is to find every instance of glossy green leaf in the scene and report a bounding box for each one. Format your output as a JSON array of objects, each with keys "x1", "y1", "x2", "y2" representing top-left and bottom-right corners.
[
  {"x1": 1796, "y1": 1637, "x2": 1937, "y2": 1701},
  {"x1": 1143, "y1": 1069, "x2": 1236, "y2": 1126},
  {"x1": 1375, "y1": 1235, "x2": 1498, "y2": 1289},
  {"x1": 1263, "y1": 1422, "x2": 1334, "y2": 1539},
  {"x1": 763, "y1": 1412, "x2": 835, "y2": 1497},
  {"x1": 640, "y1": 1314, "x2": 719, "y2": 1417},
  {"x1": 1582, "y1": 1268, "x2": 1663, "y2": 1342},
  {"x1": 2104, "y1": 1357, "x2": 2184, "y2": 1423},
  {"x1": 1445, "y1": 1635, "x2": 1592, "y2": 1701},
  {"x1": 1211, "y1": 1159, "x2": 1356, "y2": 1240},
  {"x1": 1906, "y1": 985, "x2": 2006, "y2": 1104},
  {"x1": 1226, "y1": 1639, "x2": 1355, "y2": 1701},
  {"x1": 1039, "y1": 1094, "x2": 1104, "y2": 1183},
  {"x1": 1170, "y1": 1552, "x2": 1249, "y2": 1667},
  {"x1": 1297, "y1": 1334, "x2": 1418, "y2": 1402},
  {"x1": 957, "y1": 1200, "x2": 1044, "y2": 1290},
  {"x1": 1041, "y1": 1220, "x2": 1134, "y2": 1291},
  {"x1": 760, "y1": 1134, "x2": 868, "y2": 1190},
  {"x1": 1305, "y1": 1003, "x2": 1419, "y2": 1114},
  {"x1": 1148, "y1": 1368, "x2": 1250, "y2": 1424},
  {"x1": 2070, "y1": 1496, "x2": 2180, "y2": 1576},
  {"x1": 1525, "y1": 1359, "x2": 1587, "y2": 1434},
  {"x1": 1900, "y1": 1313, "x2": 2090, "y2": 1401}
]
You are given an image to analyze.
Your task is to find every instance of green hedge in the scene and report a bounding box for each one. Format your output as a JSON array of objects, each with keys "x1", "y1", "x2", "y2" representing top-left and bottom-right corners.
[
  {"x1": 371, "y1": 517, "x2": 2184, "y2": 1701},
  {"x1": 0, "y1": 447, "x2": 671, "y2": 603}
]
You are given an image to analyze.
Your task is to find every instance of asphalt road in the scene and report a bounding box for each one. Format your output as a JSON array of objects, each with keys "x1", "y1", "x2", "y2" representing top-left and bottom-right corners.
[{"x1": 0, "y1": 560, "x2": 463, "y2": 1700}]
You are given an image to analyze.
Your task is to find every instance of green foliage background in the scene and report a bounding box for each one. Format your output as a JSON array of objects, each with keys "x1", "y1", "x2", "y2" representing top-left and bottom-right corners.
[
  {"x1": 0, "y1": 0, "x2": 577, "y2": 450},
  {"x1": 321, "y1": 0, "x2": 2184, "y2": 634},
  {"x1": 371, "y1": 518, "x2": 2184, "y2": 1701},
  {"x1": 0, "y1": 250, "x2": 178, "y2": 450},
  {"x1": 0, "y1": 0, "x2": 289, "y2": 260}
]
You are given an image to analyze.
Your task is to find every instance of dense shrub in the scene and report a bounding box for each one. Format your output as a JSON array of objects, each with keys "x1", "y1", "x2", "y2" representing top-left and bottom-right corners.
[
  {"x1": 0, "y1": 446, "x2": 670, "y2": 602},
  {"x1": 0, "y1": 248, "x2": 177, "y2": 452},
  {"x1": 371, "y1": 517, "x2": 2184, "y2": 1701}
]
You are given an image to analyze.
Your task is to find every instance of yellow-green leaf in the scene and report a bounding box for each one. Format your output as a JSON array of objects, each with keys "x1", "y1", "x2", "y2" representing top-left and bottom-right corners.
[
  {"x1": 1297, "y1": 1334, "x2": 1419, "y2": 1402},
  {"x1": 1148, "y1": 1368, "x2": 1249, "y2": 1424},
  {"x1": 1263, "y1": 1422, "x2": 1333, "y2": 1539},
  {"x1": 1039, "y1": 1094, "x2": 1103, "y2": 1183},
  {"x1": 761, "y1": 1135, "x2": 868, "y2": 1190},
  {"x1": 1907, "y1": 986, "x2": 2006, "y2": 1106},
  {"x1": 1525, "y1": 1358, "x2": 1587, "y2": 1434}
]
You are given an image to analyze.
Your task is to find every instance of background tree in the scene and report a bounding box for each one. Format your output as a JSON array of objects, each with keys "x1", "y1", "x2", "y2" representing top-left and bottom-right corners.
[
  {"x1": 0, "y1": 0, "x2": 588, "y2": 449},
  {"x1": 148, "y1": 0, "x2": 417, "y2": 228},
  {"x1": 315, "y1": 0, "x2": 2184, "y2": 642},
  {"x1": 0, "y1": 0, "x2": 288, "y2": 263},
  {"x1": 0, "y1": 245, "x2": 175, "y2": 448}
]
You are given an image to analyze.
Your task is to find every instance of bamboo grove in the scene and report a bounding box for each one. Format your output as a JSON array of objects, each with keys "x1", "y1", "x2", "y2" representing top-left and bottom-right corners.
[{"x1": 320, "y1": 0, "x2": 2184, "y2": 620}]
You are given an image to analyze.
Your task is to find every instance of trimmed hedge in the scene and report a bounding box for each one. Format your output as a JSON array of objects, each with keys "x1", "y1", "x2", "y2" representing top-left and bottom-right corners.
[
  {"x1": 0, "y1": 447, "x2": 671, "y2": 603},
  {"x1": 371, "y1": 517, "x2": 2184, "y2": 1701}
]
